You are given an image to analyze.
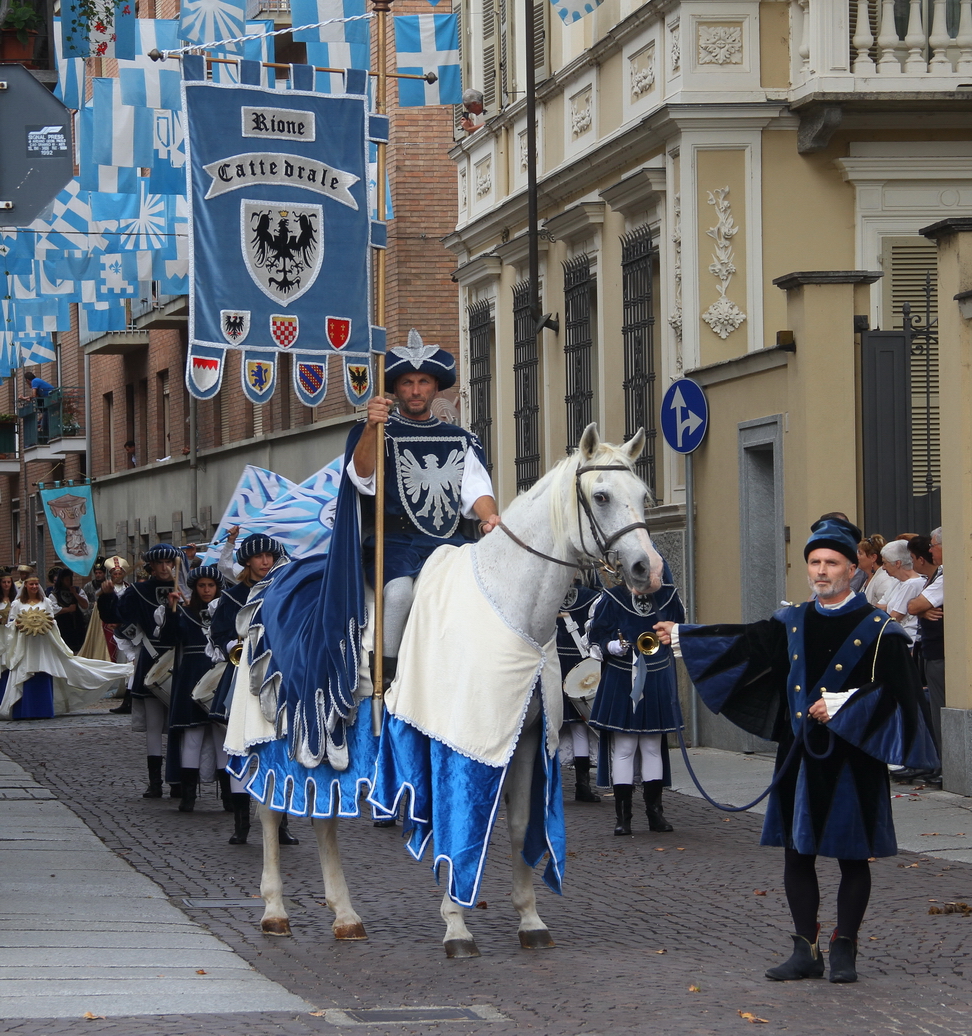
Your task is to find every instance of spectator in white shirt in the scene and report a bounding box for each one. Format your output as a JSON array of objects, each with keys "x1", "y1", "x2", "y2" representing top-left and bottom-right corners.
[{"x1": 878, "y1": 540, "x2": 924, "y2": 644}]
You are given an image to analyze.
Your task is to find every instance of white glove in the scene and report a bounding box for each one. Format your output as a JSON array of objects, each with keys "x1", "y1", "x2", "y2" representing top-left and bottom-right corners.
[{"x1": 607, "y1": 639, "x2": 627, "y2": 657}]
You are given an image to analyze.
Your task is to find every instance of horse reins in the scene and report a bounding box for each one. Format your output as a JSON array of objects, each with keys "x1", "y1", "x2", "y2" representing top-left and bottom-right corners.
[{"x1": 494, "y1": 462, "x2": 651, "y2": 579}]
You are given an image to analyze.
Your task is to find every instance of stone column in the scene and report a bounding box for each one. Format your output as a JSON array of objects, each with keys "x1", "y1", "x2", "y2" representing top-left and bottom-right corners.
[
  {"x1": 921, "y1": 217, "x2": 972, "y2": 796},
  {"x1": 772, "y1": 270, "x2": 882, "y2": 603}
]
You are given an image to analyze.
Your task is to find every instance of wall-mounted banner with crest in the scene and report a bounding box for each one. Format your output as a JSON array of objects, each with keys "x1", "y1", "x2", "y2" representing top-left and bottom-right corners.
[{"x1": 182, "y1": 59, "x2": 387, "y2": 404}]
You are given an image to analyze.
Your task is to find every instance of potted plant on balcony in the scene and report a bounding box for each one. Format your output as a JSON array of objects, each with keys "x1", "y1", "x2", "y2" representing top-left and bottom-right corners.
[{"x1": 0, "y1": 1, "x2": 44, "y2": 64}]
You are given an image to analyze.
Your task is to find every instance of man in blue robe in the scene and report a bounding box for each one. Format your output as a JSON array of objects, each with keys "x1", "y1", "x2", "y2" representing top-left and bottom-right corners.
[
  {"x1": 347, "y1": 332, "x2": 500, "y2": 688},
  {"x1": 654, "y1": 517, "x2": 937, "y2": 985}
]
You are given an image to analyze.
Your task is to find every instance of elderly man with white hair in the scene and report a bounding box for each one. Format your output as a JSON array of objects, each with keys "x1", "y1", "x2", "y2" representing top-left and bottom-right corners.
[{"x1": 878, "y1": 540, "x2": 924, "y2": 644}]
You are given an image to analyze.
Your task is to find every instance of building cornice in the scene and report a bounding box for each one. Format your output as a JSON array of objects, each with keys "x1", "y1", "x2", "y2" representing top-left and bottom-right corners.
[
  {"x1": 687, "y1": 345, "x2": 792, "y2": 388},
  {"x1": 452, "y1": 253, "x2": 503, "y2": 287},
  {"x1": 772, "y1": 270, "x2": 883, "y2": 290},
  {"x1": 543, "y1": 201, "x2": 605, "y2": 243},
  {"x1": 836, "y1": 156, "x2": 972, "y2": 182},
  {"x1": 598, "y1": 166, "x2": 667, "y2": 218}
]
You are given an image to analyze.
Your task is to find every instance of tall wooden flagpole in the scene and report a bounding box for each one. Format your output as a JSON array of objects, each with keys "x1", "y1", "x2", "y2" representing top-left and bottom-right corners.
[{"x1": 371, "y1": 0, "x2": 390, "y2": 735}]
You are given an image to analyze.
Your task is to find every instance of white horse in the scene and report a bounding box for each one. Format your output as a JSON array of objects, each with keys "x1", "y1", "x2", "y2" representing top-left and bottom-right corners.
[{"x1": 254, "y1": 424, "x2": 664, "y2": 956}]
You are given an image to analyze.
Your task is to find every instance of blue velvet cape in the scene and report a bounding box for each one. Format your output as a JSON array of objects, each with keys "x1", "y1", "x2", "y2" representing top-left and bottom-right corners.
[{"x1": 678, "y1": 593, "x2": 938, "y2": 859}]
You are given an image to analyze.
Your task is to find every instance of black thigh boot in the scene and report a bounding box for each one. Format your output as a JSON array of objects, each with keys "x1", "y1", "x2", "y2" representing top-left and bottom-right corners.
[
  {"x1": 574, "y1": 757, "x2": 601, "y2": 803},
  {"x1": 642, "y1": 779, "x2": 674, "y2": 832},
  {"x1": 613, "y1": 784, "x2": 633, "y2": 835},
  {"x1": 142, "y1": 756, "x2": 164, "y2": 798},
  {"x1": 277, "y1": 814, "x2": 300, "y2": 845},
  {"x1": 178, "y1": 768, "x2": 199, "y2": 812},
  {"x1": 228, "y1": 793, "x2": 251, "y2": 844},
  {"x1": 217, "y1": 771, "x2": 233, "y2": 812}
]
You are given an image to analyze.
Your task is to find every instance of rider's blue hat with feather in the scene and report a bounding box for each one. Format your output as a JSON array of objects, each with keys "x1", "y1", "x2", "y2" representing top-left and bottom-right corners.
[{"x1": 384, "y1": 329, "x2": 456, "y2": 392}]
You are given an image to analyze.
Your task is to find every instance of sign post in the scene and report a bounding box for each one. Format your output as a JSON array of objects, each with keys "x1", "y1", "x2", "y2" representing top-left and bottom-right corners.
[
  {"x1": 660, "y1": 377, "x2": 709, "y2": 745},
  {"x1": 0, "y1": 64, "x2": 75, "y2": 226}
]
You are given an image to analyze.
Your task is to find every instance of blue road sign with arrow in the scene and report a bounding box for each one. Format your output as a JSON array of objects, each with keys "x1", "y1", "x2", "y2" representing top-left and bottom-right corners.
[{"x1": 660, "y1": 378, "x2": 708, "y2": 454}]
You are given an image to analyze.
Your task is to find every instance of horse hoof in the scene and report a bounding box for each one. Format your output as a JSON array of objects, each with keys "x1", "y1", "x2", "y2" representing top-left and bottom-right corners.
[
  {"x1": 333, "y1": 922, "x2": 368, "y2": 941},
  {"x1": 444, "y1": 938, "x2": 481, "y2": 959},
  {"x1": 261, "y1": 918, "x2": 292, "y2": 937},
  {"x1": 518, "y1": 929, "x2": 555, "y2": 950}
]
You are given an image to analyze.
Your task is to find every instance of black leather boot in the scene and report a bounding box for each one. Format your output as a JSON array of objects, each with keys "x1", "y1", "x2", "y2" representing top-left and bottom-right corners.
[
  {"x1": 228, "y1": 793, "x2": 250, "y2": 844},
  {"x1": 110, "y1": 692, "x2": 132, "y2": 714},
  {"x1": 216, "y1": 771, "x2": 233, "y2": 812},
  {"x1": 574, "y1": 757, "x2": 601, "y2": 802},
  {"x1": 642, "y1": 779, "x2": 674, "y2": 832},
  {"x1": 613, "y1": 784, "x2": 633, "y2": 835},
  {"x1": 829, "y1": 930, "x2": 858, "y2": 983},
  {"x1": 178, "y1": 768, "x2": 199, "y2": 812},
  {"x1": 277, "y1": 814, "x2": 300, "y2": 845},
  {"x1": 765, "y1": 932, "x2": 825, "y2": 980},
  {"x1": 142, "y1": 756, "x2": 164, "y2": 798}
]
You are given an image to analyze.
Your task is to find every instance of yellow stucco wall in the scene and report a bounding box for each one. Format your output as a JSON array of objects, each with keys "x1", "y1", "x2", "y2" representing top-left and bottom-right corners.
[{"x1": 759, "y1": 2, "x2": 790, "y2": 89}]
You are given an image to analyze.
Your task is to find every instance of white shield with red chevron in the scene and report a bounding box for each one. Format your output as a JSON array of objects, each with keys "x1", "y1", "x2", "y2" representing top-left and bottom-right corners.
[
  {"x1": 326, "y1": 316, "x2": 351, "y2": 350},
  {"x1": 270, "y1": 314, "x2": 299, "y2": 349}
]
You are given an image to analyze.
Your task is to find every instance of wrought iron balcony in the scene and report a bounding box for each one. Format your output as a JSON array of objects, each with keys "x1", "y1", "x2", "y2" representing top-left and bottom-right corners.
[{"x1": 18, "y1": 387, "x2": 86, "y2": 457}]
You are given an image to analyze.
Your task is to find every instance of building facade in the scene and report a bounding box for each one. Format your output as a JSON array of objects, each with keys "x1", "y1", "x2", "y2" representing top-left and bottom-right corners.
[{"x1": 448, "y1": 0, "x2": 966, "y2": 758}]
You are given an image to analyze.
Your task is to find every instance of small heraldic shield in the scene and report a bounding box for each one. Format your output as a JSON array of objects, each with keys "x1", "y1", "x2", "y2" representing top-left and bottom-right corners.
[
  {"x1": 326, "y1": 316, "x2": 351, "y2": 350},
  {"x1": 242, "y1": 200, "x2": 323, "y2": 306},
  {"x1": 270, "y1": 314, "x2": 299, "y2": 349},
  {"x1": 221, "y1": 309, "x2": 250, "y2": 345},
  {"x1": 191, "y1": 354, "x2": 221, "y2": 392},
  {"x1": 346, "y1": 362, "x2": 370, "y2": 400},
  {"x1": 246, "y1": 359, "x2": 274, "y2": 396}
]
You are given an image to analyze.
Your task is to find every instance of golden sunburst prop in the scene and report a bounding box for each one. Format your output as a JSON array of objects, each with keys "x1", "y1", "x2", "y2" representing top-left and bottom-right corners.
[{"x1": 15, "y1": 608, "x2": 54, "y2": 637}]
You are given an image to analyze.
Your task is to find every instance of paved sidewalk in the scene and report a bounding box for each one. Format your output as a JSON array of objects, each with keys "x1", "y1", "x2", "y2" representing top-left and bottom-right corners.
[
  {"x1": 1, "y1": 707, "x2": 972, "y2": 1036},
  {"x1": 669, "y1": 745, "x2": 972, "y2": 862},
  {"x1": 0, "y1": 749, "x2": 311, "y2": 1020}
]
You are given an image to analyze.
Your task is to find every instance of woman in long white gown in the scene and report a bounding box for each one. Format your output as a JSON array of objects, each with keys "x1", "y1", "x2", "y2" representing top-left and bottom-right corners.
[{"x1": 0, "y1": 576, "x2": 134, "y2": 720}]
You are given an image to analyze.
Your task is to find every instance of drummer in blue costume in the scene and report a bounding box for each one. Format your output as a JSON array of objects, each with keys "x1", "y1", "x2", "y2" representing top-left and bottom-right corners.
[
  {"x1": 348, "y1": 330, "x2": 500, "y2": 690},
  {"x1": 654, "y1": 517, "x2": 938, "y2": 984},
  {"x1": 587, "y1": 562, "x2": 684, "y2": 835},
  {"x1": 98, "y1": 543, "x2": 180, "y2": 799}
]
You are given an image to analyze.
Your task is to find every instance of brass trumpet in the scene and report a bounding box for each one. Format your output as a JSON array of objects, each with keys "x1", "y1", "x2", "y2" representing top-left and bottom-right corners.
[
  {"x1": 635, "y1": 631, "x2": 661, "y2": 656},
  {"x1": 228, "y1": 643, "x2": 244, "y2": 666},
  {"x1": 618, "y1": 630, "x2": 662, "y2": 656}
]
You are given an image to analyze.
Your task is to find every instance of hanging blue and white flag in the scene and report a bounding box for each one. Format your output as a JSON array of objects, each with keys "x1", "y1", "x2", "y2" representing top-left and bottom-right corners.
[
  {"x1": 148, "y1": 110, "x2": 188, "y2": 195},
  {"x1": 92, "y1": 78, "x2": 154, "y2": 168},
  {"x1": 20, "y1": 335, "x2": 57, "y2": 365},
  {"x1": 81, "y1": 300, "x2": 129, "y2": 334},
  {"x1": 19, "y1": 298, "x2": 73, "y2": 333},
  {"x1": 394, "y1": 13, "x2": 461, "y2": 106},
  {"x1": 119, "y1": 20, "x2": 183, "y2": 110},
  {"x1": 210, "y1": 21, "x2": 276, "y2": 86},
  {"x1": 53, "y1": 18, "x2": 86, "y2": 109},
  {"x1": 184, "y1": 70, "x2": 383, "y2": 401},
  {"x1": 61, "y1": 0, "x2": 136, "y2": 59},
  {"x1": 41, "y1": 485, "x2": 100, "y2": 577},
  {"x1": 291, "y1": 0, "x2": 369, "y2": 44},
  {"x1": 78, "y1": 107, "x2": 138, "y2": 194},
  {"x1": 96, "y1": 252, "x2": 139, "y2": 298},
  {"x1": 179, "y1": 0, "x2": 246, "y2": 51},
  {"x1": 549, "y1": 0, "x2": 604, "y2": 23},
  {"x1": 304, "y1": 41, "x2": 371, "y2": 94}
]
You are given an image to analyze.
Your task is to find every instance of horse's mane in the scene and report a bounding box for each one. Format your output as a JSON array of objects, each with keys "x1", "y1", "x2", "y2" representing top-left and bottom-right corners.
[{"x1": 502, "y1": 440, "x2": 649, "y2": 559}]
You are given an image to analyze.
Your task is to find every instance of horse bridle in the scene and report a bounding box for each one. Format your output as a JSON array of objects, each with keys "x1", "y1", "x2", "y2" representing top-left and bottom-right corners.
[{"x1": 496, "y1": 462, "x2": 650, "y2": 580}]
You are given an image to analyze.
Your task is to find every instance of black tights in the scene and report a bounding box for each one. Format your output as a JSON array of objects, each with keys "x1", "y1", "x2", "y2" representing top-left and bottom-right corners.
[{"x1": 783, "y1": 848, "x2": 872, "y2": 943}]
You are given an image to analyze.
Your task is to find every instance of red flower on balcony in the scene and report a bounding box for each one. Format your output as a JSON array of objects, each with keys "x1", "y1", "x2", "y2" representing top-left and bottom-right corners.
[{"x1": 94, "y1": 20, "x2": 106, "y2": 32}]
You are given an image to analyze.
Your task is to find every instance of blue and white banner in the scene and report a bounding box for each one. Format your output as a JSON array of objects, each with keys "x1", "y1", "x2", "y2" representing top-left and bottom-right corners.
[
  {"x1": 549, "y1": 0, "x2": 604, "y2": 23},
  {"x1": 41, "y1": 485, "x2": 100, "y2": 577},
  {"x1": 92, "y1": 78, "x2": 154, "y2": 168},
  {"x1": 118, "y1": 19, "x2": 183, "y2": 110},
  {"x1": 61, "y1": 0, "x2": 136, "y2": 59},
  {"x1": 184, "y1": 71, "x2": 382, "y2": 401},
  {"x1": 179, "y1": 0, "x2": 247, "y2": 51},
  {"x1": 291, "y1": 0, "x2": 369, "y2": 44},
  {"x1": 394, "y1": 14, "x2": 462, "y2": 106},
  {"x1": 53, "y1": 18, "x2": 86, "y2": 110}
]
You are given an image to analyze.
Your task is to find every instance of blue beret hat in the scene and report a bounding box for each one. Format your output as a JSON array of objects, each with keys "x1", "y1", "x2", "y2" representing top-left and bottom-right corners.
[
  {"x1": 188, "y1": 565, "x2": 223, "y2": 588},
  {"x1": 236, "y1": 534, "x2": 284, "y2": 563},
  {"x1": 384, "y1": 328, "x2": 456, "y2": 392},
  {"x1": 143, "y1": 542, "x2": 179, "y2": 562},
  {"x1": 804, "y1": 517, "x2": 862, "y2": 566}
]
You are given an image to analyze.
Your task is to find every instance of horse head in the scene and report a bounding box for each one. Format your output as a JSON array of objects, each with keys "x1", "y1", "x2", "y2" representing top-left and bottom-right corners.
[{"x1": 573, "y1": 423, "x2": 664, "y2": 595}]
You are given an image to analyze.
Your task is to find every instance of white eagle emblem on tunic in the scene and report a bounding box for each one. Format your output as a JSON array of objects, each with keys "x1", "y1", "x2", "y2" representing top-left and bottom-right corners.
[{"x1": 400, "y1": 448, "x2": 464, "y2": 531}]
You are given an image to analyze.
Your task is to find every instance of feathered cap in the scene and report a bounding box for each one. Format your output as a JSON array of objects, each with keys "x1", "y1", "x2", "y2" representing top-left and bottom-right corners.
[
  {"x1": 188, "y1": 565, "x2": 223, "y2": 588},
  {"x1": 804, "y1": 517, "x2": 862, "y2": 566},
  {"x1": 384, "y1": 328, "x2": 456, "y2": 392},
  {"x1": 143, "y1": 542, "x2": 180, "y2": 563},
  {"x1": 236, "y1": 533, "x2": 284, "y2": 563}
]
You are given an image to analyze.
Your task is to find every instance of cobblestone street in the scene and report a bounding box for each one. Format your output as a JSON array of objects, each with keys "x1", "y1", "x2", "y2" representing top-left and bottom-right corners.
[{"x1": 2, "y1": 707, "x2": 971, "y2": 1036}]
